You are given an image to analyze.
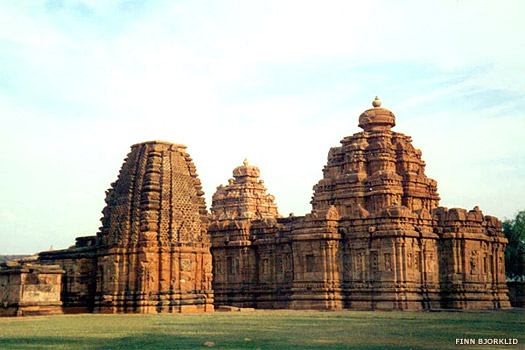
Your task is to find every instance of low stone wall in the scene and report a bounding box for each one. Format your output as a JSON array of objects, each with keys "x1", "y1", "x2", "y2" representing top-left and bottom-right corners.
[
  {"x1": 0, "y1": 262, "x2": 64, "y2": 316},
  {"x1": 507, "y1": 281, "x2": 525, "y2": 308}
]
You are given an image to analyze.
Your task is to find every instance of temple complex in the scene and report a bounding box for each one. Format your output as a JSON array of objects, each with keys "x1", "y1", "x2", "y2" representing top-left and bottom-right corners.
[
  {"x1": 0, "y1": 97, "x2": 511, "y2": 314},
  {"x1": 210, "y1": 97, "x2": 510, "y2": 310}
]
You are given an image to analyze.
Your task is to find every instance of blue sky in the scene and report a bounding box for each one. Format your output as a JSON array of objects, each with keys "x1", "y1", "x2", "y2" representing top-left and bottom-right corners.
[{"x1": 1, "y1": 0, "x2": 524, "y2": 254}]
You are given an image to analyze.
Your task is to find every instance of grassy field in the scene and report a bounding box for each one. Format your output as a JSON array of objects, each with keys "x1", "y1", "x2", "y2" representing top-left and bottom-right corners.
[{"x1": 0, "y1": 309, "x2": 523, "y2": 349}]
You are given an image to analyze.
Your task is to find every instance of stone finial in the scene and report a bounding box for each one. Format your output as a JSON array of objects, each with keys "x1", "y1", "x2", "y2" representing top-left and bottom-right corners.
[
  {"x1": 358, "y1": 96, "x2": 395, "y2": 131},
  {"x1": 233, "y1": 157, "x2": 260, "y2": 179}
]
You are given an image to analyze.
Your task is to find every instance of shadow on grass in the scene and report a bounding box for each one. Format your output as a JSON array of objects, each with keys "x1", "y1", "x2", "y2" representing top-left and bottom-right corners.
[
  {"x1": 1, "y1": 335, "x2": 199, "y2": 350},
  {"x1": 0, "y1": 334, "x2": 443, "y2": 350}
]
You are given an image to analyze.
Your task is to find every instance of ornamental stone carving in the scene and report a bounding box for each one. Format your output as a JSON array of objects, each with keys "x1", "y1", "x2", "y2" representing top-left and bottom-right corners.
[{"x1": 209, "y1": 97, "x2": 510, "y2": 310}]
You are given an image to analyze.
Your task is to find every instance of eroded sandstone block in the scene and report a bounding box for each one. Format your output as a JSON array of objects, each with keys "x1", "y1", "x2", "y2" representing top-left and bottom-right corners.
[{"x1": 0, "y1": 263, "x2": 64, "y2": 316}]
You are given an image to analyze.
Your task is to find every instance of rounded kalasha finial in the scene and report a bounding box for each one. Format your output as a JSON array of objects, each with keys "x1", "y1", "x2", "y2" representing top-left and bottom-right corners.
[
  {"x1": 243, "y1": 157, "x2": 249, "y2": 166},
  {"x1": 372, "y1": 96, "x2": 381, "y2": 108}
]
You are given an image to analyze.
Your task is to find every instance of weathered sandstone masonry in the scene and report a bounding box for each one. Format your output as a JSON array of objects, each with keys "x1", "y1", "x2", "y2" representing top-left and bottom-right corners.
[
  {"x1": 210, "y1": 97, "x2": 510, "y2": 310},
  {"x1": 38, "y1": 141, "x2": 214, "y2": 313},
  {"x1": 0, "y1": 97, "x2": 510, "y2": 315},
  {"x1": 0, "y1": 262, "x2": 64, "y2": 316}
]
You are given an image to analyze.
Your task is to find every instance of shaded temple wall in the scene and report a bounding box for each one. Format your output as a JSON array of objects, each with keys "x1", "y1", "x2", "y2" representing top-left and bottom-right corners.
[{"x1": 38, "y1": 236, "x2": 97, "y2": 313}]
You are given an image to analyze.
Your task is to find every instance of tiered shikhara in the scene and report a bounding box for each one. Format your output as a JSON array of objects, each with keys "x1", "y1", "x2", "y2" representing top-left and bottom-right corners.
[
  {"x1": 210, "y1": 97, "x2": 510, "y2": 310},
  {"x1": 21, "y1": 97, "x2": 510, "y2": 313},
  {"x1": 39, "y1": 141, "x2": 214, "y2": 313}
]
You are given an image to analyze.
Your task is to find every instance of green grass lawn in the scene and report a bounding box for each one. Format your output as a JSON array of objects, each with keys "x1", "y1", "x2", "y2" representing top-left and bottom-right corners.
[{"x1": 0, "y1": 309, "x2": 523, "y2": 349}]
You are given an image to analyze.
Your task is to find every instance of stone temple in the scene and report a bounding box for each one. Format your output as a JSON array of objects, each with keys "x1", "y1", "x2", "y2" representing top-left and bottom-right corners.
[
  {"x1": 0, "y1": 98, "x2": 510, "y2": 315},
  {"x1": 210, "y1": 97, "x2": 510, "y2": 310},
  {"x1": 35, "y1": 141, "x2": 214, "y2": 313}
]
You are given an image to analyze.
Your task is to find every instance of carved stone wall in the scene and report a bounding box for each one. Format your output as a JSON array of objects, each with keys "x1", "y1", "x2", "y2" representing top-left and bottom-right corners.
[
  {"x1": 210, "y1": 97, "x2": 510, "y2": 310},
  {"x1": 435, "y1": 207, "x2": 509, "y2": 309},
  {"x1": 38, "y1": 236, "x2": 97, "y2": 313}
]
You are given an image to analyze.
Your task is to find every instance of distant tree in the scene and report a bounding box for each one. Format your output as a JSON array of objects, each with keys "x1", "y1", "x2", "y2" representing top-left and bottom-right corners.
[{"x1": 503, "y1": 210, "x2": 525, "y2": 281}]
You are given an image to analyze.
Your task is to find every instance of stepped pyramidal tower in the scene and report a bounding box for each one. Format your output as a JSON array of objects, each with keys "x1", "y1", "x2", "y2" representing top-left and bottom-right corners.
[
  {"x1": 38, "y1": 141, "x2": 214, "y2": 313},
  {"x1": 210, "y1": 159, "x2": 282, "y2": 307},
  {"x1": 311, "y1": 96, "x2": 440, "y2": 214},
  {"x1": 210, "y1": 97, "x2": 510, "y2": 310},
  {"x1": 212, "y1": 158, "x2": 280, "y2": 221}
]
